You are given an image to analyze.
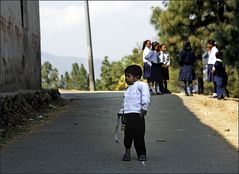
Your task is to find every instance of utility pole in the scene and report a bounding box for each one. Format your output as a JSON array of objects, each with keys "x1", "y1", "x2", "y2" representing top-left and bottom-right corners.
[{"x1": 84, "y1": 0, "x2": 95, "y2": 91}]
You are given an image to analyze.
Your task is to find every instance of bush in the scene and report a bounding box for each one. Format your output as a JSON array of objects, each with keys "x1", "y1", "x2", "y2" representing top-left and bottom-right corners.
[
  {"x1": 225, "y1": 66, "x2": 238, "y2": 98},
  {"x1": 168, "y1": 67, "x2": 181, "y2": 93}
]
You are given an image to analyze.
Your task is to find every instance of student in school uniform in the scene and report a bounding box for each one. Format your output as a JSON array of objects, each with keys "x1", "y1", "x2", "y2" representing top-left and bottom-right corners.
[
  {"x1": 142, "y1": 40, "x2": 153, "y2": 93},
  {"x1": 207, "y1": 39, "x2": 218, "y2": 98},
  {"x1": 212, "y1": 51, "x2": 227, "y2": 100},
  {"x1": 159, "y1": 44, "x2": 170, "y2": 93},
  {"x1": 178, "y1": 41, "x2": 197, "y2": 96},
  {"x1": 118, "y1": 65, "x2": 150, "y2": 161},
  {"x1": 145, "y1": 41, "x2": 164, "y2": 95}
]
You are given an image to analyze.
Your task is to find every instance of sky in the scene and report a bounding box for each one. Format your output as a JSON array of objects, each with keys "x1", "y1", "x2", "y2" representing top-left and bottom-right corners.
[{"x1": 39, "y1": 1, "x2": 164, "y2": 61}]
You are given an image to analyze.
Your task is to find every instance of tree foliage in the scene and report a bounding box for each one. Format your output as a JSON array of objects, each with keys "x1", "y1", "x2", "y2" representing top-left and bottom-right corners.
[
  {"x1": 49, "y1": 68, "x2": 59, "y2": 89},
  {"x1": 151, "y1": 0, "x2": 238, "y2": 66},
  {"x1": 59, "y1": 72, "x2": 71, "y2": 89},
  {"x1": 41, "y1": 61, "x2": 89, "y2": 90},
  {"x1": 150, "y1": 0, "x2": 238, "y2": 96},
  {"x1": 41, "y1": 61, "x2": 59, "y2": 89},
  {"x1": 69, "y1": 63, "x2": 89, "y2": 90},
  {"x1": 97, "y1": 48, "x2": 144, "y2": 91}
]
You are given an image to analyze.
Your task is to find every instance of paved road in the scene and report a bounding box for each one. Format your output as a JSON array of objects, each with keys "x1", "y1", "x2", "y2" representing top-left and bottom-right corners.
[{"x1": 1, "y1": 92, "x2": 238, "y2": 173}]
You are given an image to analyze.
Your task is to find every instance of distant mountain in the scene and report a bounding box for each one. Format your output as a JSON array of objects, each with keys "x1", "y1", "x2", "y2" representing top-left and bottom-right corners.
[{"x1": 41, "y1": 52, "x2": 102, "y2": 79}]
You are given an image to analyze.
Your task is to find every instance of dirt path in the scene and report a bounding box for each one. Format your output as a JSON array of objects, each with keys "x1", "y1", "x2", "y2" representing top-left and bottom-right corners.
[{"x1": 174, "y1": 93, "x2": 238, "y2": 150}]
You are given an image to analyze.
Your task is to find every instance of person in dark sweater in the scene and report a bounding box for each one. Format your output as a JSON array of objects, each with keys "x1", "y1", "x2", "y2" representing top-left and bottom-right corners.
[
  {"x1": 178, "y1": 41, "x2": 197, "y2": 96},
  {"x1": 212, "y1": 51, "x2": 227, "y2": 100}
]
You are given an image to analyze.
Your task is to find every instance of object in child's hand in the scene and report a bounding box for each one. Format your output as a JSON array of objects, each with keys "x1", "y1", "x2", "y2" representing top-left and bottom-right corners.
[
  {"x1": 140, "y1": 109, "x2": 147, "y2": 117},
  {"x1": 121, "y1": 124, "x2": 125, "y2": 131}
]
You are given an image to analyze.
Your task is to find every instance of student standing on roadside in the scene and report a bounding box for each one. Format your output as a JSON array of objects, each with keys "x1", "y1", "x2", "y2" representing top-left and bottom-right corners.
[
  {"x1": 178, "y1": 41, "x2": 197, "y2": 96},
  {"x1": 159, "y1": 44, "x2": 170, "y2": 93},
  {"x1": 207, "y1": 39, "x2": 218, "y2": 98},
  {"x1": 212, "y1": 51, "x2": 227, "y2": 100},
  {"x1": 145, "y1": 41, "x2": 163, "y2": 95},
  {"x1": 142, "y1": 40, "x2": 153, "y2": 93}
]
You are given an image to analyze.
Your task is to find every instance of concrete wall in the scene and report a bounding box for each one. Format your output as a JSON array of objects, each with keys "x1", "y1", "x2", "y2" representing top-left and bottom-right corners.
[{"x1": 0, "y1": 1, "x2": 41, "y2": 92}]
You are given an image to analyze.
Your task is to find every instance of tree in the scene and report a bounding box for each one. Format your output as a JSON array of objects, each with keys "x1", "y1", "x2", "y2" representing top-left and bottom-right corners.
[
  {"x1": 97, "y1": 47, "x2": 144, "y2": 91},
  {"x1": 123, "y1": 48, "x2": 144, "y2": 68},
  {"x1": 70, "y1": 63, "x2": 89, "y2": 90},
  {"x1": 110, "y1": 61, "x2": 125, "y2": 90},
  {"x1": 60, "y1": 72, "x2": 71, "y2": 89},
  {"x1": 41, "y1": 61, "x2": 60, "y2": 89},
  {"x1": 41, "y1": 61, "x2": 52, "y2": 88},
  {"x1": 100, "y1": 56, "x2": 113, "y2": 90},
  {"x1": 50, "y1": 68, "x2": 59, "y2": 89},
  {"x1": 71, "y1": 63, "x2": 81, "y2": 89},
  {"x1": 150, "y1": 0, "x2": 238, "y2": 96},
  {"x1": 59, "y1": 74, "x2": 65, "y2": 89},
  {"x1": 78, "y1": 64, "x2": 89, "y2": 90}
]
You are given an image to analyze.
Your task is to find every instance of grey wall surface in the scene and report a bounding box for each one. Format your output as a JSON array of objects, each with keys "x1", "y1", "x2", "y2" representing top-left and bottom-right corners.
[{"x1": 0, "y1": 1, "x2": 41, "y2": 92}]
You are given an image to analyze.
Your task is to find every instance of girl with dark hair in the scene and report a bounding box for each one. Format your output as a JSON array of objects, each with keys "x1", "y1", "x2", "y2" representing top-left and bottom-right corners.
[
  {"x1": 207, "y1": 39, "x2": 218, "y2": 97},
  {"x1": 159, "y1": 44, "x2": 170, "y2": 93},
  {"x1": 145, "y1": 41, "x2": 164, "y2": 95},
  {"x1": 178, "y1": 41, "x2": 197, "y2": 96},
  {"x1": 142, "y1": 40, "x2": 153, "y2": 93}
]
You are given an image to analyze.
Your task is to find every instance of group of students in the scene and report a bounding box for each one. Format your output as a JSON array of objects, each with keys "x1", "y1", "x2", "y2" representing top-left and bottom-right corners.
[
  {"x1": 178, "y1": 39, "x2": 228, "y2": 99},
  {"x1": 205, "y1": 39, "x2": 228, "y2": 100},
  {"x1": 141, "y1": 38, "x2": 228, "y2": 99},
  {"x1": 142, "y1": 40, "x2": 170, "y2": 95}
]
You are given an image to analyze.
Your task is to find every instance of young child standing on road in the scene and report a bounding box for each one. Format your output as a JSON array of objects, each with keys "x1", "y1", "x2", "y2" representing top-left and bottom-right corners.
[{"x1": 118, "y1": 65, "x2": 150, "y2": 161}]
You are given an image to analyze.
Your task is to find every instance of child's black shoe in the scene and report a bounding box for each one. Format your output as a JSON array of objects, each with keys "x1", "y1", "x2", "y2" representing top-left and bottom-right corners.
[
  {"x1": 138, "y1": 155, "x2": 146, "y2": 161},
  {"x1": 122, "y1": 153, "x2": 131, "y2": 161},
  {"x1": 122, "y1": 149, "x2": 131, "y2": 161}
]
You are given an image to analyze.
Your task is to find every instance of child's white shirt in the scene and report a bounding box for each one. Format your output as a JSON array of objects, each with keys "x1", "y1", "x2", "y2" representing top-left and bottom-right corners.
[
  {"x1": 208, "y1": 46, "x2": 218, "y2": 65},
  {"x1": 119, "y1": 81, "x2": 150, "y2": 114},
  {"x1": 143, "y1": 47, "x2": 152, "y2": 66},
  {"x1": 159, "y1": 51, "x2": 170, "y2": 65},
  {"x1": 145, "y1": 51, "x2": 160, "y2": 64}
]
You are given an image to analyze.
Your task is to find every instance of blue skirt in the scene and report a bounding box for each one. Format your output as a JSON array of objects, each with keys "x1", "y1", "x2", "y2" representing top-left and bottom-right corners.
[
  {"x1": 150, "y1": 63, "x2": 163, "y2": 82},
  {"x1": 143, "y1": 62, "x2": 151, "y2": 79},
  {"x1": 179, "y1": 65, "x2": 195, "y2": 81},
  {"x1": 214, "y1": 75, "x2": 225, "y2": 99},
  {"x1": 162, "y1": 66, "x2": 169, "y2": 80},
  {"x1": 207, "y1": 64, "x2": 214, "y2": 82}
]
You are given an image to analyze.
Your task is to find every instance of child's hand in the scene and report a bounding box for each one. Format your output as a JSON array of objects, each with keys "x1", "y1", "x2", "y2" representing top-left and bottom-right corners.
[
  {"x1": 117, "y1": 113, "x2": 124, "y2": 117},
  {"x1": 140, "y1": 109, "x2": 147, "y2": 117}
]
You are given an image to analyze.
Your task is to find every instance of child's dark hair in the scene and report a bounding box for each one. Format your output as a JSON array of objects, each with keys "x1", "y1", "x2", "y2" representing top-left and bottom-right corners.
[
  {"x1": 142, "y1": 40, "x2": 150, "y2": 50},
  {"x1": 124, "y1": 65, "x2": 142, "y2": 79},
  {"x1": 208, "y1": 39, "x2": 216, "y2": 46},
  {"x1": 183, "y1": 40, "x2": 192, "y2": 50},
  {"x1": 152, "y1": 41, "x2": 159, "y2": 51},
  {"x1": 215, "y1": 51, "x2": 223, "y2": 59},
  {"x1": 159, "y1": 43, "x2": 166, "y2": 49}
]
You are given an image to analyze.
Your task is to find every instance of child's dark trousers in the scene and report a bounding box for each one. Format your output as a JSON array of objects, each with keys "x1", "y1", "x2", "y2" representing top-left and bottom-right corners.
[{"x1": 124, "y1": 113, "x2": 146, "y2": 157}]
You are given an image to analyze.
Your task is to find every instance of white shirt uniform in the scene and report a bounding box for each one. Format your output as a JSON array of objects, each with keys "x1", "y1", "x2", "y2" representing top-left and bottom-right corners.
[
  {"x1": 208, "y1": 46, "x2": 218, "y2": 65},
  {"x1": 143, "y1": 47, "x2": 152, "y2": 66},
  {"x1": 119, "y1": 81, "x2": 150, "y2": 114},
  {"x1": 159, "y1": 51, "x2": 170, "y2": 66},
  {"x1": 145, "y1": 51, "x2": 161, "y2": 64}
]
